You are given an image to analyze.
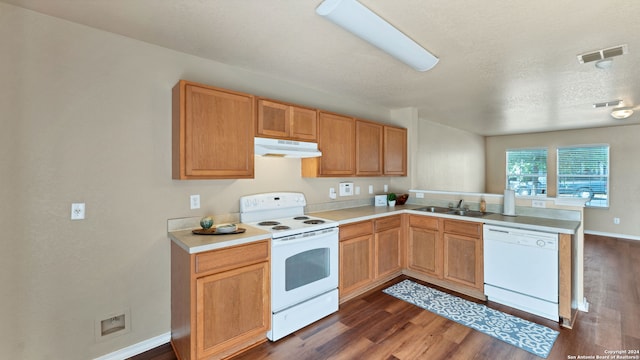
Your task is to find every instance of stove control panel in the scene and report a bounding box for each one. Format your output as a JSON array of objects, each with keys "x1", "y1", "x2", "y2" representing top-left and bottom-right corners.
[{"x1": 240, "y1": 192, "x2": 307, "y2": 213}]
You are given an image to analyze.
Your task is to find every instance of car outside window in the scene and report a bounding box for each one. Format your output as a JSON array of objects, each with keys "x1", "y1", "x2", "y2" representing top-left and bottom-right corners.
[{"x1": 557, "y1": 145, "x2": 609, "y2": 207}]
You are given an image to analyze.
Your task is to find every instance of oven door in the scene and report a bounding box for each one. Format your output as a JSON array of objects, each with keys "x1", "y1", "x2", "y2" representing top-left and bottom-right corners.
[{"x1": 271, "y1": 227, "x2": 339, "y2": 313}]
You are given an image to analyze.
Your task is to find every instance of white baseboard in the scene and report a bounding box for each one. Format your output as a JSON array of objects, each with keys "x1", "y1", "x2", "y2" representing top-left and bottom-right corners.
[
  {"x1": 585, "y1": 230, "x2": 640, "y2": 241},
  {"x1": 93, "y1": 332, "x2": 171, "y2": 360}
]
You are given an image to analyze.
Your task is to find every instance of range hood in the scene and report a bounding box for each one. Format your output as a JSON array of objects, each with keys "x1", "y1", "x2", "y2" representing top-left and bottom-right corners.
[{"x1": 254, "y1": 137, "x2": 322, "y2": 158}]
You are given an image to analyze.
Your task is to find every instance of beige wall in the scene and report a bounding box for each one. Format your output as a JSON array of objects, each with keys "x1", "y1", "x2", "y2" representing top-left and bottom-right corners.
[
  {"x1": 0, "y1": 4, "x2": 409, "y2": 359},
  {"x1": 413, "y1": 119, "x2": 486, "y2": 192},
  {"x1": 486, "y1": 125, "x2": 640, "y2": 237}
]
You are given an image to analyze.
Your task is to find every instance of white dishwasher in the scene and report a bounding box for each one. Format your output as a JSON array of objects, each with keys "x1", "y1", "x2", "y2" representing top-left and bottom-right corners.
[{"x1": 483, "y1": 224, "x2": 559, "y2": 321}]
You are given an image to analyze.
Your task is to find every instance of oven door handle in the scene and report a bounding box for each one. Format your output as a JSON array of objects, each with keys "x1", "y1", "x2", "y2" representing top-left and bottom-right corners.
[{"x1": 272, "y1": 227, "x2": 339, "y2": 247}]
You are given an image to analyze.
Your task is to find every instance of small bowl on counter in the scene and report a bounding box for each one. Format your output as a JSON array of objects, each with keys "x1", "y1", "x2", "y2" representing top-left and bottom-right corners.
[{"x1": 395, "y1": 194, "x2": 409, "y2": 205}]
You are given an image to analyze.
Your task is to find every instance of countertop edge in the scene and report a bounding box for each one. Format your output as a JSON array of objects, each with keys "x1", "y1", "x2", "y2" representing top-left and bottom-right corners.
[
  {"x1": 169, "y1": 224, "x2": 271, "y2": 254},
  {"x1": 170, "y1": 205, "x2": 580, "y2": 254},
  {"x1": 310, "y1": 206, "x2": 579, "y2": 235}
]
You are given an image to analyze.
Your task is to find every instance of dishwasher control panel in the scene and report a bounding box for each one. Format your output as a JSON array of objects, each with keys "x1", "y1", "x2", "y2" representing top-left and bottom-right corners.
[{"x1": 484, "y1": 225, "x2": 558, "y2": 250}]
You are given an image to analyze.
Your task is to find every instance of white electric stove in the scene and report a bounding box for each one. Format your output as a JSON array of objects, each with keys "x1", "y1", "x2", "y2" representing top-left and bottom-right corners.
[{"x1": 240, "y1": 192, "x2": 339, "y2": 341}]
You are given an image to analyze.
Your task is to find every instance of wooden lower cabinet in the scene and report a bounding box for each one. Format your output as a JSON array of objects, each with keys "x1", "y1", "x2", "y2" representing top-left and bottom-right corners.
[
  {"x1": 442, "y1": 220, "x2": 483, "y2": 292},
  {"x1": 339, "y1": 221, "x2": 374, "y2": 299},
  {"x1": 339, "y1": 216, "x2": 403, "y2": 302},
  {"x1": 171, "y1": 240, "x2": 270, "y2": 360},
  {"x1": 407, "y1": 215, "x2": 442, "y2": 278},
  {"x1": 405, "y1": 216, "x2": 484, "y2": 299},
  {"x1": 374, "y1": 215, "x2": 402, "y2": 278}
]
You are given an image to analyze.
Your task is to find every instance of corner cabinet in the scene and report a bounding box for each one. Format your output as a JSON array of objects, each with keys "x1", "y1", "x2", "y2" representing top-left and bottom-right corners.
[
  {"x1": 339, "y1": 215, "x2": 403, "y2": 302},
  {"x1": 405, "y1": 216, "x2": 484, "y2": 300},
  {"x1": 171, "y1": 240, "x2": 270, "y2": 360},
  {"x1": 172, "y1": 80, "x2": 255, "y2": 179},
  {"x1": 302, "y1": 112, "x2": 355, "y2": 177},
  {"x1": 256, "y1": 98, "x2": 317, "y2": 141},
  {"x1": 407, "y1": 215, "x2": 442, "y2": 278}
]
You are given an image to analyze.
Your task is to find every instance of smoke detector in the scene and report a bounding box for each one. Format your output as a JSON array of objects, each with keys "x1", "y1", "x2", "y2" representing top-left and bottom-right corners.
[{"x1": 577, "y1": 44, "x2": 628, "y2": 64}]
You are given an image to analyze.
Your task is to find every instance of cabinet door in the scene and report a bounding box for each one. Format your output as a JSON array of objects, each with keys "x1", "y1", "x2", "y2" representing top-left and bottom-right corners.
[
  {"x1": 375, "y1": 226, "x2": 402, "y2": 279},
  {"x1": 290, "y1": 106, "x2": 317, "y2": 141},
  {"x1": 316, "y1": 112, "x2": 355, "y2": 176},
  {"x1": 339, "y1": 234, "x2": 373, "y2": 297},
  {"x1": 356, "y1": 120, "x2": 383, "y2": 176},
  {"x1": 408, "y1": 226, "x2": 442, "y2": 278},
  {"x1": 173, "y1": 81, "x2": 255, "y2": 179},
  {"x1": 383, "y1": 126, "x2": 407, "y2": 176},
  {"x1": 257, "y1": 99, "x2": 290, "y2": 138},
  {"x1": 443, "y1": 232, "x2": 483, "y2": 291},
  {"x1": 196, "y1": 262, "x2": 270, "y2": 359}
]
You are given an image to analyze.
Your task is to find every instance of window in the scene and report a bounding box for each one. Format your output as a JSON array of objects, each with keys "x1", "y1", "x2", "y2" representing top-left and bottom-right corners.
[
  {"x1": 557, "y1": 145, "x2": 609, "y2": 207},
  {"x1": 506, "y1": 148, "x2": 547, "y2": 196}
]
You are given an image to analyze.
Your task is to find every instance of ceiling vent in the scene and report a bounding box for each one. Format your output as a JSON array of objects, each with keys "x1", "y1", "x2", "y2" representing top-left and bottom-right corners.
[
  {"x1": 593, "y1": 100, "x2": 623, "y2": 108},
  {"x1": 577, "y1": 44, "x2": 628, "y2": 64}
]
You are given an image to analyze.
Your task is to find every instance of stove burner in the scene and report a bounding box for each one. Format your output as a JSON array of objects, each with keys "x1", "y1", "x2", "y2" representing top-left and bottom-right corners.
[
  {"x1": 272, "y1": 225, "x2": 291, "y2": 230},
  {"x1": 303, "y1": 219, "x2": 325, "y2": 225},
  {"x1": 294, "y1": 216, "x2": 310, "y2": 220},
  {"x1": 258, "y1": 221, "x2": 280, "y2": 226}
]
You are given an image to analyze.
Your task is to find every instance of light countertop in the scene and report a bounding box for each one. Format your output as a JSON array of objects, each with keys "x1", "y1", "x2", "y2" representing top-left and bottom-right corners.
[
  {"x1": 169, "y1": 224, "x2": 270, "y2": 254},
  {"x1": 169, "y1": 205, "x2": 580, "y2": 254},
  {"x1": 310, "y1": 205, "x2": 580, "y2": 234}
]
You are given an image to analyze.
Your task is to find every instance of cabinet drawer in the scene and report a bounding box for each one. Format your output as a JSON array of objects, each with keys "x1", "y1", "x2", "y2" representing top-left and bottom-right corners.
[
  {"x1": 340, "y1": 221, "x2": 373, "y2": 240},
  {"x1": 409, "y1": 215, "x2": 440, "y2": 230},
  {"x1": 195, "y1": 240, "x2": 269, "y2": 274},
  {"x1": 443, "y1": 220, "x2": 481, "y2": 238},
  {"x1": 374, "y1": 215, "x2": 401, "y2": 232}
]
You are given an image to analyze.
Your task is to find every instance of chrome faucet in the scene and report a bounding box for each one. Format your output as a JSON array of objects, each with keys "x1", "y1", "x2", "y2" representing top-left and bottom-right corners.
[{"x1": 457, "y1": 199, "x2": 464, "y2": 209}]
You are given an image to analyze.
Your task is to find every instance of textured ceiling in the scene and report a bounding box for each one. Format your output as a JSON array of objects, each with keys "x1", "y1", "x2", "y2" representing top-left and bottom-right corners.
[{"x1": 4, "y1": 0, "x2": 640, "y2": 135}]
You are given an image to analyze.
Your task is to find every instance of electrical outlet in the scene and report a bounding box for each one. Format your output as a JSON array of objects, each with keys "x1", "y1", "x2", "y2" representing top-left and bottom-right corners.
[
  {"x1": 368, "y1": 185, "x2": 374, "y2": 194},
  {"x1": 355, "y1": 186, "x2": 361, "y2": 195},
  {"x1": 416, "y1": 192, "x2": 425, "y2": 199},
  {"x1": 71, "y1": 203, "x2": 85, "y2": 220},
  {"x1": 614, "y1": 217, "x2": 620, "y2": 225},
  {"x1": 190, "y1": 194, "x2": 200, "y2": 209},
  {"x1": 384, "y1": 184, "x2": 388, "y2": 192},
  {"x1": 532, "y1": 200, "x2": 546, "y2": 208},
  {"x1": 329, "y1": 187, "x2": 337, "y2": 199}
]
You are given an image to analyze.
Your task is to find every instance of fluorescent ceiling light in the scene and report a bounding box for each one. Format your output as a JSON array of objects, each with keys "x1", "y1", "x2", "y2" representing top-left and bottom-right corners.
[
  {"x1": 316, "y1": 0, "x2": 439, "y2": 71},
  {"x1": 611, "y1": 107, "x2": 634, "y2": 119}
]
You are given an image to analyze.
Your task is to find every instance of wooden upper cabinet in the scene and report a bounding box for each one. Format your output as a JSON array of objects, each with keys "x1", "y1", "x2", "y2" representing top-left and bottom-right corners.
[
  {"x1": 384, "y1": 126, "x2": 407, "y2": 176},
  {"x1": 356, "y1": 120, "x2": 383, "y2": 176},
  {"x1": 257, "y1": 98, "x2": 317, "y2": 141},
  {"x1": 302, "y1": 112, "x2": 355, "y2": 177},
  {"x1": 172, "y1": 80, "x2": 255, "y2": 179}
]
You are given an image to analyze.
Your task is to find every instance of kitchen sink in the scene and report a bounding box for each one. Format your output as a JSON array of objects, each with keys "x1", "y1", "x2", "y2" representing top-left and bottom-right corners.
[
  {"x1": 414, "y1": 206, "x2": 491, "y2": 218},
  {"x1": 414, "y1": 206, "x2": 451, "y2": 213},
  {"x1": 446, "y1": 209, "x2": 488, "y2": 217}
]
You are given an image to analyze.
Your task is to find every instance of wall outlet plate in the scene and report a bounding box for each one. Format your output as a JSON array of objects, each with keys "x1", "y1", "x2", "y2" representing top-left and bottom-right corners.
[
  {"x1": 71, "y1": 203, "x2": 85, "y2": 220},
  {"x1": 532, "y1": 200, "x2": 546, "y2": 208},
  {"x1": 190, "y1": 194, "x2": 200, "y2": 209}
]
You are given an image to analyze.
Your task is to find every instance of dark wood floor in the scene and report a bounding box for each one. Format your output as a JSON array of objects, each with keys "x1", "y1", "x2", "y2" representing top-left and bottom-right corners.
[{"x1": 130, "y1": 234, "x2": 640, "y2": 360}]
